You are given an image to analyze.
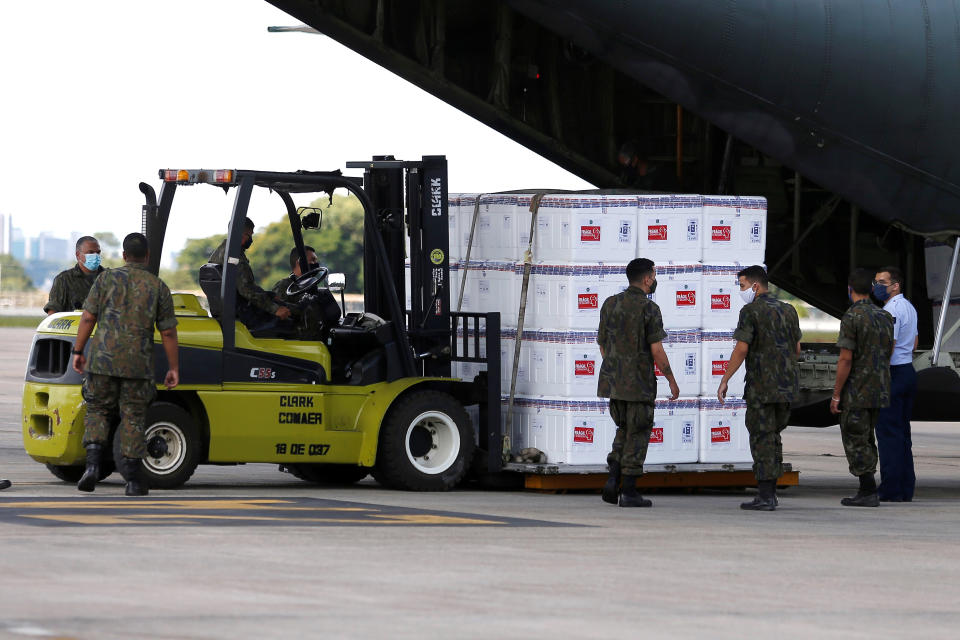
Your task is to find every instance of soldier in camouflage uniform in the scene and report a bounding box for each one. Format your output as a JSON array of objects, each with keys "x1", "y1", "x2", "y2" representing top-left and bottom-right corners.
[
  {"x1": 71, "y1": 233, "x2": 180, "y2": 496},
  {"x1": 830, "y1": 268, "x2": 894, "y2": 507},
  {"x1": 597, "y1": 258, "x2": 680, "y2": 508},
  {"x1": 44, "y1": 236, "x2": 105, "y2": 314},
  {"x1": 208, "y1": 217, "x2": 292, "y2": 329},
  {"x1": 717, "y1": 265, "x2": 802, "y2": 511},
  {"x1": 271, "y1": 246, "x2": 341, "y2": 341}
]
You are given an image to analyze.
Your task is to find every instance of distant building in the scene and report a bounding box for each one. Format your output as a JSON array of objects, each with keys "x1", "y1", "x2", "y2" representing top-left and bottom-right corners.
[
  {"x1": 30, "y1": 233, "x2": 70, "y2": 262},
  {"x1": 0, "y1": 213, "x2": 12, "y2": 254},
  {"x1": 11, "y1": 228, "x2": 25, "y2": 262}
]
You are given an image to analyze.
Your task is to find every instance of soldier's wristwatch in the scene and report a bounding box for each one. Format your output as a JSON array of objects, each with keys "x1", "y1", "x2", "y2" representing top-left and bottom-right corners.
[{"x1": 71, "y1": 349, "x2": 83, "y2": 355}]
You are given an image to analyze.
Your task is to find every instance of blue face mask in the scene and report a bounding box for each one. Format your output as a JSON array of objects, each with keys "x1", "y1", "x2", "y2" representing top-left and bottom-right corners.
[
  {"x1": 83, "y1": 253, "x2": 101, "y2": 271},
  {"x1": 872, "y1": 282, "x2": 890, "y2": 302}
]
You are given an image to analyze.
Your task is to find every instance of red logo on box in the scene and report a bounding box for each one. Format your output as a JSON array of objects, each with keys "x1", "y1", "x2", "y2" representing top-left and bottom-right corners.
[
  {"x1": 711, "y1": 294, "x2": 731, "y2": 310},
  {"x1": 574, "y1": 426, "x2": 594, "y2": 443},
  {"x1": 581, "y1": 225, "x2": 601, "y2": 242},
  {"x1": 654, "y1": 363, "x2": 663, "y2": 377},
  {"x1": 712, "y1": 225, "x2": 732, "y2": 242},
  {"x1": 578, "y1": 293, "x2": 598, "y2": 309},
  {"x1": 676, "y1": 290, "x2": 697, "y2": 306},
  {"x1": 650, "y1": 427, "x2": 664, "y2": 444},
  {"x1": 712, "y1": 360, "x2": 729, "y2": 376},
  {"x1": 574, "y1": 360, "x2": 595, "y2": 376},
  {"x1": 648, "y1": 225, "x2": 668, "y2": 241},
  {"x1": 711, "y1": 426, "x2": 731, "y2": 443}
]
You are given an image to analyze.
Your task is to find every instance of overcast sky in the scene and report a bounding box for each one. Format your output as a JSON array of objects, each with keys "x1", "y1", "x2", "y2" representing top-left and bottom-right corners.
[{"x1": 0, "y1": 0, "x2": 592, "y2": 264}]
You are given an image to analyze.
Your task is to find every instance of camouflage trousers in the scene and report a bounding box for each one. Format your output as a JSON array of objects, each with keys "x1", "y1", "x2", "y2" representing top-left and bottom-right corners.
[
  {"x1": 744, "y1": 401, "x2": 790, "y2": 481},
  {"x1": 607, "y1": 399, "x2": 654, "y2": 476},
  {"x1": 82, "y1": 373, "x2": 156, "y2": 459},
  {"x1": 840, "y1": 407, "x2": 879, "y2": 477}
]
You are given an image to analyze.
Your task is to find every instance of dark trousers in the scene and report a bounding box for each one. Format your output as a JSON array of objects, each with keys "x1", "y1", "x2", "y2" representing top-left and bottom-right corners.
[
  {"x1": 876, "y1": 363, "x2": 917, "y2": 501},
  {"x1": 744, "y1": 401, "x2": 790, "y2": 482},
  {"x1": 607, "y1": 399, "x2": 654, "y2": 477}
]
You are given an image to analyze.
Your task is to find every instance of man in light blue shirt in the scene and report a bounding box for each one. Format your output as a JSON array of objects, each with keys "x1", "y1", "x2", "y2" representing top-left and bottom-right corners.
[{"x1": 872, "y1": 266, "x2": 919, "y2": 501}]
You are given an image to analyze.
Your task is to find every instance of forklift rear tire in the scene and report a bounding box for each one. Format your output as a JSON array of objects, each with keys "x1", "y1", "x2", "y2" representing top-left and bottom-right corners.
[
  {"x1": 45, "y1": 461, "x2": 115, "y2": 483},
  {"x1": 285, "y1": 464, "x2": 370, "y2": 486},
  {"x1": 373, "y1": 390, "x2": 474, "y2": 491},
  {"x1": 113, "y1": 402, "x2": 202, "y2": 489}
]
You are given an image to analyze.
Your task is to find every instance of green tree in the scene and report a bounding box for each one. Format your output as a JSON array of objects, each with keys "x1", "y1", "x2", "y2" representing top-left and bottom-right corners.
[
  {"x1": 0, "y1": 254, "x2": 35, "y2": 291},
  {"x1": 93, "y1": 231, "x2": 121, "y2": 259},
  {"x1": 164, "y1": 234, "x2": 226, "y2": 290},
  {"x1": 245, "y1": 194, "x2": 365, "y2": 293}
]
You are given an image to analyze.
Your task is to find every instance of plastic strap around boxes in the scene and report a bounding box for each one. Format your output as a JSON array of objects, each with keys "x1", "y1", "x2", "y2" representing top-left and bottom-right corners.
[
  {"x1": 504, "y1": 192, "x2": 547, "y2": 464},
  {"x1": 457, "y1": 194, "x2": 485, "y2": 313}
]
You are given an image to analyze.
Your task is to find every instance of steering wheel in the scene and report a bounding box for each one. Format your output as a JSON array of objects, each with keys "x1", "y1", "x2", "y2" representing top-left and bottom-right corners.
[{"x1": 286, "y1": 264, "x2": 330, "y2": 297}]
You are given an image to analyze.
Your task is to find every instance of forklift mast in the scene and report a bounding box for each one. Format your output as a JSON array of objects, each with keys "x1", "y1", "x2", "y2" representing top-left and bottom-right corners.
[{"x1": 348, "y1": 156, "x2": 451, "y2": 377}]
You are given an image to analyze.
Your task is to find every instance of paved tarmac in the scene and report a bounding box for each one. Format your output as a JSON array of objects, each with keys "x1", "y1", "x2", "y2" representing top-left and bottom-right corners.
[{"x1": 0, "y1": 327, "x2": 958, "y2": 639}]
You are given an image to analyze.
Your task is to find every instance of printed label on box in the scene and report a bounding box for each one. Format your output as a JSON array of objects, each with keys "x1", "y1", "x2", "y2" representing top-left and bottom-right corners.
[
  {"x1": 684, "y1": 353, "x2": 697, "y2": 376},
  {"x1": 619, "y1": 220, "x2": 633, "y2": 243},
  {"x1": 711, "y1": 424, "x2": 731, "y2": 443},
  {"x1": 578, "y1": 292, "x2": 599, "y2": 310},
  {"x1": 581, "y1": 225, "x2": 601, "y2": 242},
  {"x1": 711, "y1": 293, "x2": 731, "y2": 310},
  {"x1": 574, "y1": 360, "x2": 595, "y2": 376},
  {"x1": 648, "y1": 225, "x2": 668, "y2": 242},
  {"x1": 682, "y1": 421, "x2": 694, "y2": 444},
  {"x1": 573, "y1": 425, "x2": 594, "y2": 443},
  {"x1": 687, "y1": 218, "x2": 699, "y2": 241},
  {"x1": 676, "y1": 290, "x2": 697, "y2": 307},
  {"x1": 711, "y1": 359, "x2": 729, "y2": 377},
  {"x1": 712, "y1": 225, "x2": 732, "y2": 242},
  {"x1": 650, "y1": 427, "x2": 664, "y2": 444},
  {"x1": 750, "y1": 221, "x2": 762, "y2": 244}
]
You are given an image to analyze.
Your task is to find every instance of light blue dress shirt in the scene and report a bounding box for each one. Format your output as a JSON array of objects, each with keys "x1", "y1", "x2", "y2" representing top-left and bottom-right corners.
[{"x1": 883, "y1": 294, "x2": 918, "y2": 366}]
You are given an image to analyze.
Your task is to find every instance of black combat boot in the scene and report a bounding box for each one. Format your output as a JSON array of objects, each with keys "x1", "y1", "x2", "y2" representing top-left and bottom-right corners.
[
  {"x1": 618, "y1": 475, "x2": 652, "y2": 508},
  {"x1": 741, "y1": 479, "x2": 777, "y2": 510},
  {"x1": 0, "y1": 478, "x2": 10, "y2": 491},
  {"x1": 122, "y1": 458, "x2": 149, "y2": 497},
  {"x1": 841, "y1": 473, "x2": 879, "y2": 507},
  {"x1": 77, "y1": 443, "x2": 103, "y2": 492},
  {"x1": 601, "y1": 460, "x2": 621, "y2": 504}
]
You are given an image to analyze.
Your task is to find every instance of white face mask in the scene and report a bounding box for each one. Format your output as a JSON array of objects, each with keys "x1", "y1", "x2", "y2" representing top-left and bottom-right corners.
[{"x1": 740, "y1": 285, "x2": 756, "y2": 304}]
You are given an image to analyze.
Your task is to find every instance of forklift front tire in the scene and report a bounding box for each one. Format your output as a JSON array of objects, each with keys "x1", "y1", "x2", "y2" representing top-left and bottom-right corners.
[
  {"x1": 373, "y1": 390, "x2": 474, "y2": 491},
  {"x1": 113, "y1": 402, "x2": 202, "y2": 490}
]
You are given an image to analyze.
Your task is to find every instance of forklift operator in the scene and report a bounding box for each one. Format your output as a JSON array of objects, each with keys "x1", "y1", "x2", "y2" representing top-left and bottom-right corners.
[
  {"x1": 271, "y1": 245, "x2": 341, "y2": 341},
  {"x1": 207, "y1": 217, "x2": 292, "y2": 330}
]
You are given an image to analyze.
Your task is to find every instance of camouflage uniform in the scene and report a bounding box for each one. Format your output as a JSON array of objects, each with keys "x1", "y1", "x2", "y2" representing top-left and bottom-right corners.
[
  {"x1": 81, "y1": 263, "x2": 177, "y2": 458},
  {"x1": 209, "y1": 240, "x2": 279, "y2": 316},
  {"x1": 597, "y1": 285, "x2": 666, "y2": 476},
  {"x1": 44, "y1": 264, "x2": 105, "y2": 313},
  {"x1": 271, "y1": 275, "x2": 341, "y2": 341},
  {"x1": 836, "y1": 299, "x2": 894, "y2": 476},
  {"x1": 733, "y1": 292, "x2": 802, "y2": 481}
]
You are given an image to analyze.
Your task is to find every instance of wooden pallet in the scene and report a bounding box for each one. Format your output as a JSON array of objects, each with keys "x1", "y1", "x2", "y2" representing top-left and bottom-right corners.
[{"x1": 503, "y1": 462, "x2": 799, "y2": 492}]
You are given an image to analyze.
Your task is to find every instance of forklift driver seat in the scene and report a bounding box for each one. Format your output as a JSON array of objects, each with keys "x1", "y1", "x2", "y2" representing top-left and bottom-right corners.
[{"x1": 198, "y1": 263, "x2": 223, "y2": 317}]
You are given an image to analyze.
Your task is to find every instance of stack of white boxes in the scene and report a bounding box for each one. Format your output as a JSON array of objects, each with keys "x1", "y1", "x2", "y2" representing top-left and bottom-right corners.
[{"x1": 442, "y1": 192, "x2": 767, "y2": 466}]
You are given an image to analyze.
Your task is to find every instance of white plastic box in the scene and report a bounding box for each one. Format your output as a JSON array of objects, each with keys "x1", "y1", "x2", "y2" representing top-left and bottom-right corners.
[
  {"x1": 700, "y1": 330, "x2": 746, "y2": 397},
  {"x1": 517, "y1": 194, "x2": 638, "y2": 264},
  {"x1": 636, "y1": 194, "x2": 703, "y2": 263},
  {"x1": 698, "y1": 397, "x2": 752, "y2": 463},
  {"x1": 521, "y1": 330, "x2": 602, "y2": 397},
  {"x1": 506, "y1": 395, "x2": 615, "y2": 465},
  {"x1": 647, "y1": 397, "x2": 700, "y2": 464},
  {"x1": 456, "y1": 260, "x2": 520, "y2": 326},
  {"x1": 647, "y1": 263, "x2": 702, "y2": 329},
  {"x1": 701, "y1": 263, "x2": 747, "y2": 330},
  {"x1": 658, "y1": 329, "x2": 702, "y2": 397},
  {"x1": 524, "y1": 263, "x2": 628, "y2": 330},
  {"x1": 701, "y1": 196, "x2": 767, "y2": 264}
]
